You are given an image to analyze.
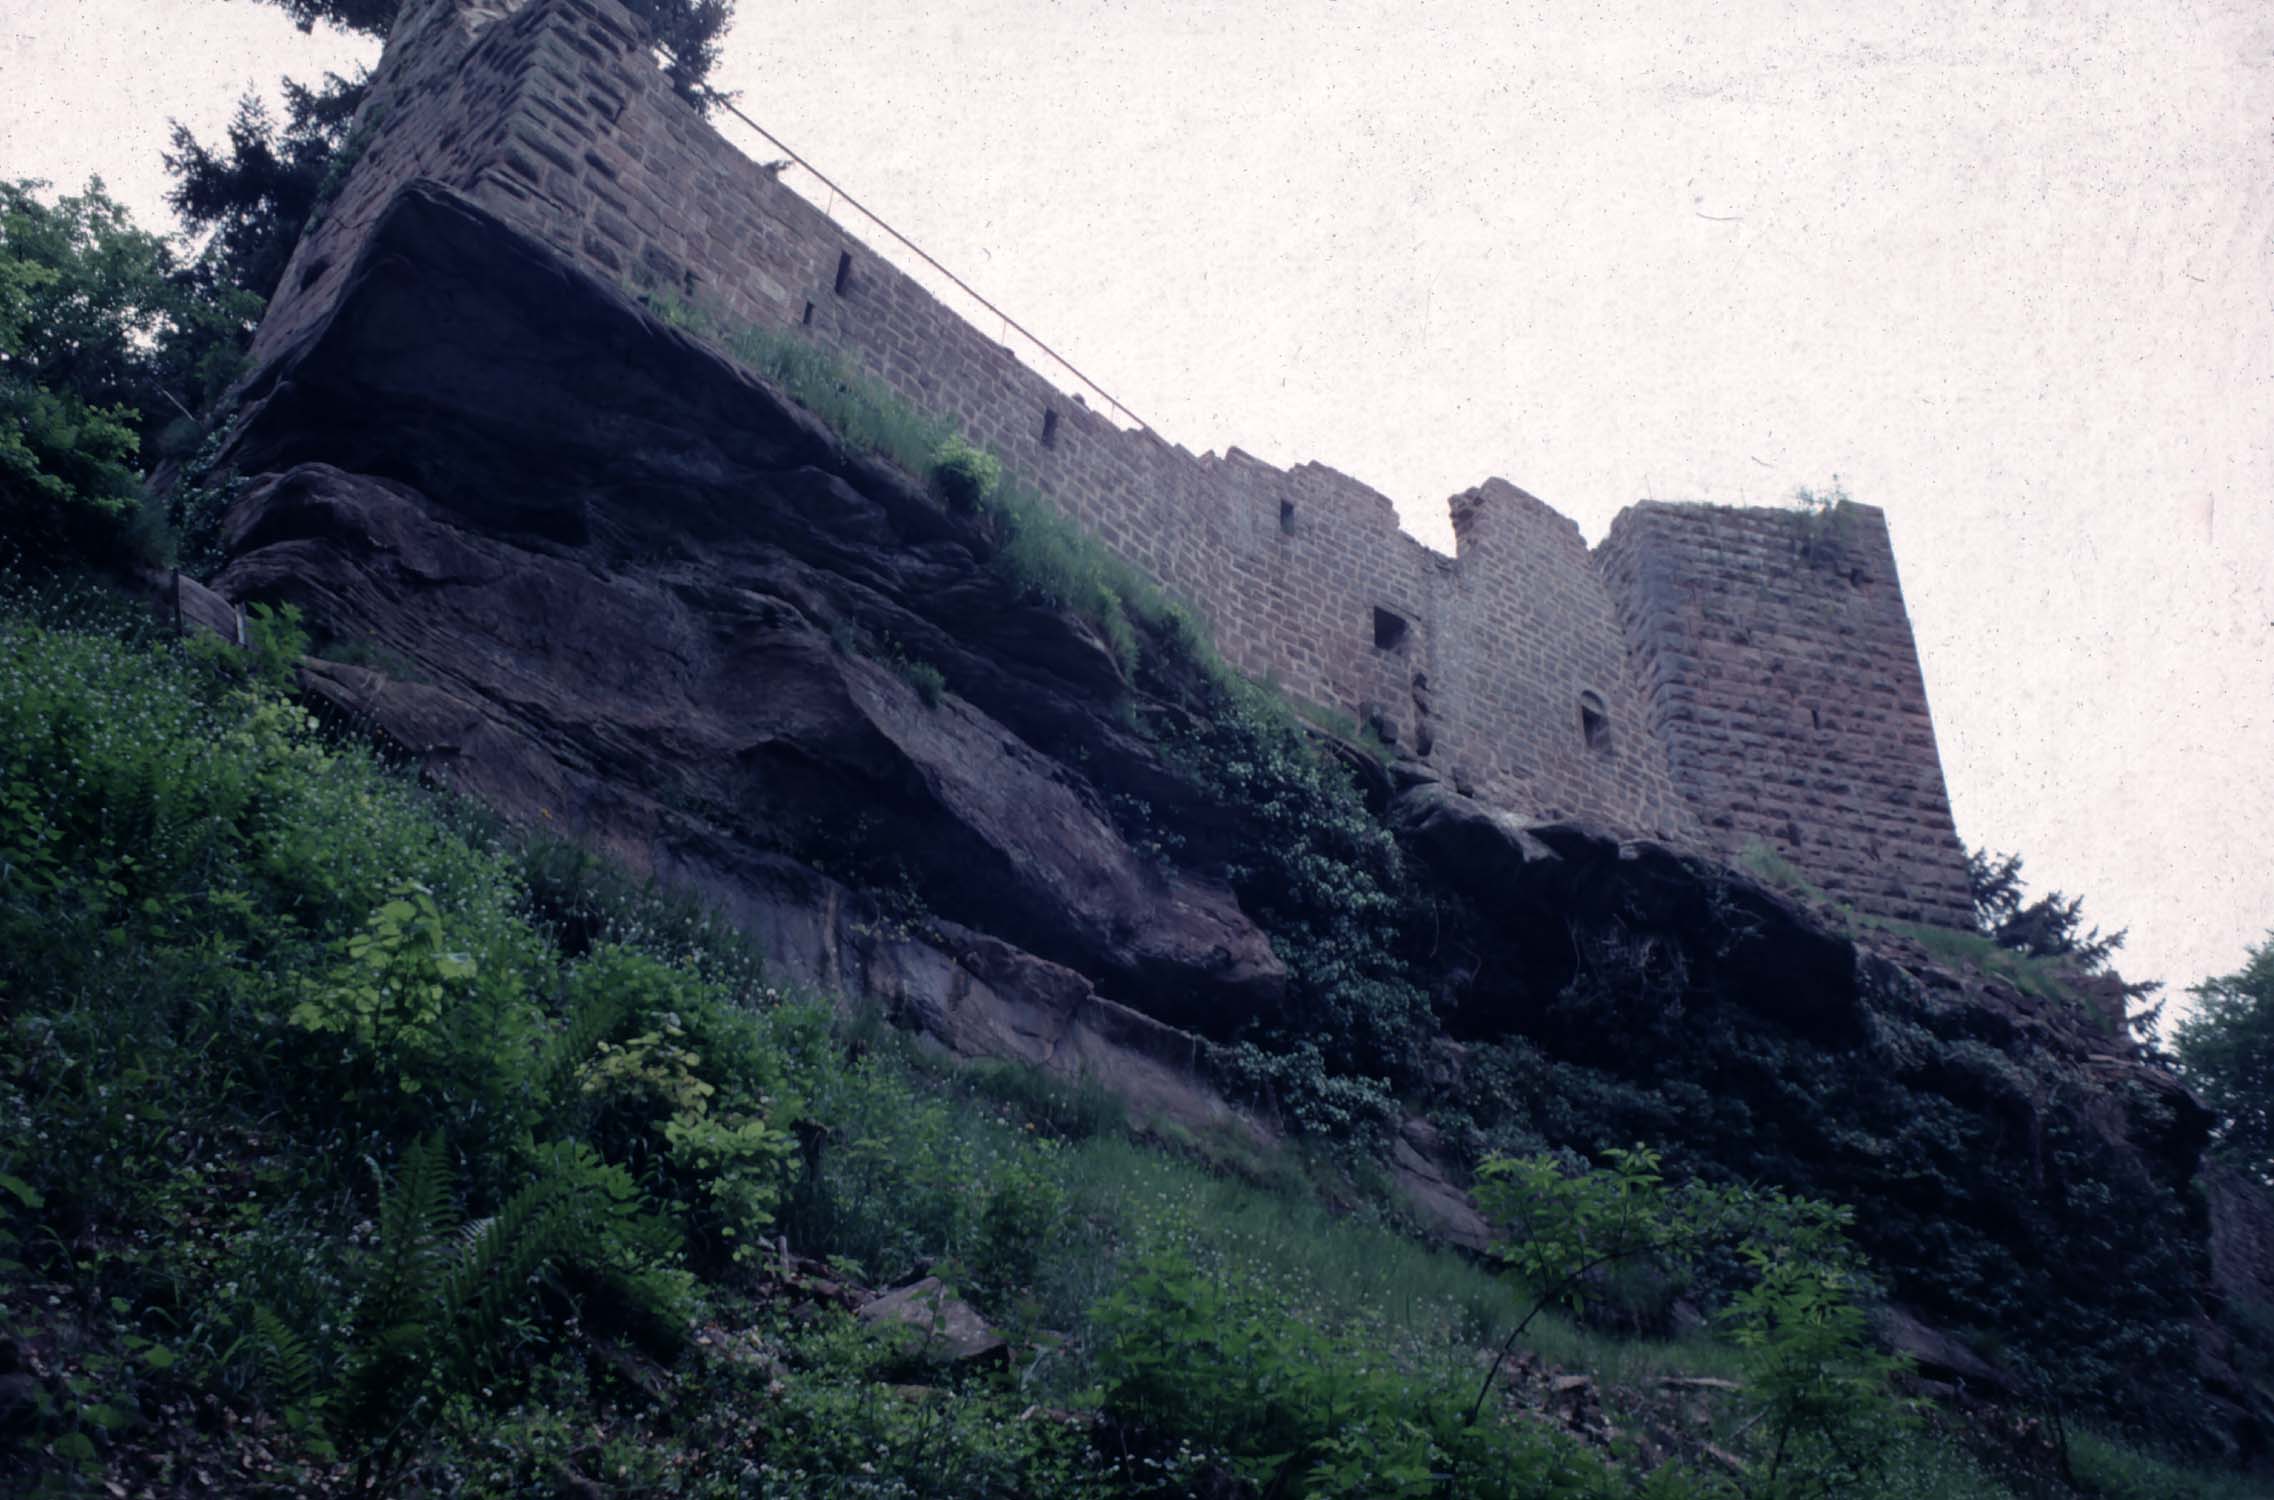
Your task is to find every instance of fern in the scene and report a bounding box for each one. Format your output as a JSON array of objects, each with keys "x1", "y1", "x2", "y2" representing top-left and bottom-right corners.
[
  {"x1": 252, "y1": 1303, "x2": 334, "y2": 1456},
  {"x1": 335, "y1": 1135, "x2": 457, "y2": 1445},
  {"x1": 534, "y1": 980, "x2": 638, "y2": 1106},
  {"x1": 368, "y1": 1135, "x2": 455, "y2": 1327},
  {"x1": 252, "y1": 1303, "x2": 317, "y2": 1407},
  {"x1": 313, "y1": 1138, "x2": 687, "y2": 1477},
  {"x1": 435, "y1": 1142, "x2": 675, "y2": 1386}
]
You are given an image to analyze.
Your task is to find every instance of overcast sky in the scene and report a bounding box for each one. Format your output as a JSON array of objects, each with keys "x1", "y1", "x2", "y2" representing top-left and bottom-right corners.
[{"x1": 4, "y1": 0, "x2": 2270, "y2": 1018}]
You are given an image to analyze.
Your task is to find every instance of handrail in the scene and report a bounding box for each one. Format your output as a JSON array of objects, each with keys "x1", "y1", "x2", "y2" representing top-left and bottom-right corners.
[{"x1": 693, "y1": 86, "x2": 1151, "y2": 434}]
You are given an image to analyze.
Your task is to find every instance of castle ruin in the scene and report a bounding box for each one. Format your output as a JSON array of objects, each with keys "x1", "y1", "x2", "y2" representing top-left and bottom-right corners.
[{"x1": 246, "y1": 0, "x2": 1976, "y2": 928}]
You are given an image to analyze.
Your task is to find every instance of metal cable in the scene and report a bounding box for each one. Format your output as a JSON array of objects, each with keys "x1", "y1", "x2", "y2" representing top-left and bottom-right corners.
[{"x1": 694, "y1": 85, "x2": 1149, "y2": 433}]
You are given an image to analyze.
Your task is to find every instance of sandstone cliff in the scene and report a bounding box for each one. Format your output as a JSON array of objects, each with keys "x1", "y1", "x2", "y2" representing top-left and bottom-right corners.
[{"x1": 190, "y1": 180, "x2": 2271, "y2": 1459}]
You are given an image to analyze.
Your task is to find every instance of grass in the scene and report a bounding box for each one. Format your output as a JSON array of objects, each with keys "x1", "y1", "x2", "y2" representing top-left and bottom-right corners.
[
  {"x1": 1, "y1": 577, "x2": 2256, "y2": 1494},
  {"x1": 1736, "y1": 840, "x2": 2077, "y2": 1008},
  {"x1": 2065, "y1": 1428, "x2": 2270, "y2": 1499},
  {"x1": 311, "y1": 632, "x2": 433, "y2": 684},
  {"x1": 1735, "y1": 838, "x2": 1818, "y2": 898},
  {"x1": 1871, "y1": 917, "x2": 2076, "y2": 1006},
  {"x1": 635, "y1": 285, "x2": 1363, "y2": 737},
  {"x1": 648, "y1": 290, "x2": 952, "y2": 474}
]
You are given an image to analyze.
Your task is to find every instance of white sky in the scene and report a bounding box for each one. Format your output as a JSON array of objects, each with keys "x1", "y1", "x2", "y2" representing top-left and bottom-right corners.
[{"x1": 3, "y1": 0, "x2": 2270, "y2": 1019}]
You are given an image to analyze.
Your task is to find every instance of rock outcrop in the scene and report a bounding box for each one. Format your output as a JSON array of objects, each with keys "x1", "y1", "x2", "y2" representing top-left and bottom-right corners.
[{"x1": 190, "y1": 177, "x2": 2265, "y2": 1457}]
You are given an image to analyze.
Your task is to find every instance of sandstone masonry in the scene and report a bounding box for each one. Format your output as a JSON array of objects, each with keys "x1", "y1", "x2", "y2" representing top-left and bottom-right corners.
[{"x1": 244, "y1": 0, "x2": 1975, "y2": 928}]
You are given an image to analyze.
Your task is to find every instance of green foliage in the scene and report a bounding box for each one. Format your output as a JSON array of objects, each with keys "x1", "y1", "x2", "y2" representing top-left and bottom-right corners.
[
  {"x1": 1476, "y1": 1148, "x2": 1914, "y2": 1497},
  {"x1": 1869, "y1": 916, "x2": 2076, "y2": 1007},
  {"x1": 1, "y1": 178, "x2": 255, "y2": 564},
  {"x1": 1090, "y1": 1245, "x2": 1628, "y2": 1499},
  {"x1": 1726, "y1": 1244, "x2": 1911, "y2": 1499},
  {"x1": 2174, "y1": 931, "x2": 2274, "y2": 1184},
  {"x1": 237, "y1": 0, "x2": 736, "y2": 107},
  {"x1": 0, "y1": 592, "x2": 2231, "y2": 1494},
  {"x1": 1445, "y1": 951, "x2": 2214, "y2": 1449},
  {"x1": 1211, "y1": 1040, "x2": 1397, "y2": 1140},
  {"x1": 1788, "y1": 478, "x2": 1859, "y2": 568},
  {"x1": 642, "y1": 289, "x2": 1438, "y2": 1124},
  {"x1": 276, "y1": 1134, "x2": 694, "y2": 1483},
  {"x1": 559, "y1": 946, "x2": 802, "y2": 1265},
  {"x1": 930, "y1": 433, "x2": 1001, "y2": 509},
  {"x1": 164, "y1": 423, "x2": 251, "y2": 574},
  {"x1": 715, "y1": 1312, "x2": 1128, "y2": 1498},
  {"x1": 1967, "y1": 848, "x2": 2127, "y2": 973},
  {"x1": 893, "y1": 653, "x2": 948, "y2": 707},
  {"x1": 0, "y1": 602, "x2": 797, "y2": 1486},
  {"x1": 1736, "y1": 839, "x2": 1816, "y2": 898},
  {"x1": 644, "y1": 290, "x2": 1213, "y2": 686},
  {"x1": 648, "y1": 291, "x2": 953, "y2": 472},
  {"x1": 289, "y1": 881, "x2": 477, "y2": 1086},
  {"x1": 166, "y1": 71, "x2": 369, "y2": 304},
  {"x1": 1963, "y1": 847, "x2": 2159, "y2": 1032},
  {"x1": 1170, "y1": 675, "x2": 1432, "y2": 1093},
  {"x1": 2063, "y1": 1427, "x2": 2272, "y2": 1500}
]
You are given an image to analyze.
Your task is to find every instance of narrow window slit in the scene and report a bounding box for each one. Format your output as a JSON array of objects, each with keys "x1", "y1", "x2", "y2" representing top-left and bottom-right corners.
[
  {"x1": 833, "y1": 251, "x2": 852, "y2": 295},
  {"x1": 1041, "y1": 408, "x2": 1059, "y2": 449},
  {"x1": 1579, "y1": 690, "x2": 1612, "y2": 754}
]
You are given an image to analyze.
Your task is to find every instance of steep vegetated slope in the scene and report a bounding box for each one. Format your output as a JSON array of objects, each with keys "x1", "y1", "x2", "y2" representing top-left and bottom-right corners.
[
  {"x1": 205, "y1": 183, "x2": 2273, "y2": 1454},
  {"x1": 6, "y1": 177, "x2": 2270, "y2": 1493}
]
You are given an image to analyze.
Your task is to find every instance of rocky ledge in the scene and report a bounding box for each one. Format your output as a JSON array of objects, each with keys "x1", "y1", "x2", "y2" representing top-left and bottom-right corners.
[{"x1": 186, "y1": 179, "x2": 2271, "y2": 1458}]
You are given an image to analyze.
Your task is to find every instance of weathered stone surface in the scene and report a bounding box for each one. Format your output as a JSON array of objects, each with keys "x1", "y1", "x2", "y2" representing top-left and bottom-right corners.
[
  {"x1": 196, "y1": 122, "x2": 2264, "y2": 1457},
  {"x1": 1874, "y1": 1305, "x2": 2018, "y2": 1396},
  {"x1": 215, "y1": 188, "x2": 1280, "y2": 1031},
  {"x1": 1388, "y1": 782, "x2": 1558, "y2": 889},
  {"x1": 2209, "y1": 1163, "x2": 2274, "y2": 1324},
  {"x1": 1599, "y1": 501, "x2": 1974, "y2": 927},
  {"x1": 134, "y1": 568, "x2": 240, "y2": 643},
  {"x1": 253, "y1": 0, "x2": 2004, "y2": 852},
  {"x1": 856, "y1": 1278, "x2": 1005, "y2": 1364},
  {"x1": 1391, "y1": 786, "x2": 1860, "y2": 1037}
]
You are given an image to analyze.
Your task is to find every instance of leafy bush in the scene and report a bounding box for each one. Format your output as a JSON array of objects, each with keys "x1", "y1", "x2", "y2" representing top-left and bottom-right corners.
[
  {"x1": 1166, "y1": 675, "x2": 1432, "y2": 1091},
  {"x1": 1475, "y1": 1148, "x2": 1914, "y2": 1499},
  {"x1": 2174, "y1": 931, "x2": 2274, "y2": 1185},
  {"x1": 930, "y1": 434, "x2": 1001, "y2": 509},
  {"x1": 1091, "y1": 1245, "x2": 1631, "y2": 1499},
  {"x1": 0, "y1": 602, "x2": 804, "y2": 1484},
  {"x1": 893, "y1": 653, "x2": 948, "y2": 707},
  {"x1": 2, "y1": 179, "x2": 259, "y2": 567}
]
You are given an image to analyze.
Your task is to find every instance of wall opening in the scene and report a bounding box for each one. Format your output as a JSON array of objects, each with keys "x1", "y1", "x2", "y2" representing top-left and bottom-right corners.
[
  {"x1": 1279, "y1": 500, "x2": 1296, "y2": 535},
  {"x1": 1579, "y1": 689, "x2": 1612, "y2": 754},
  {"x1": 1041, "y1": 408, "x2": 1059, "y2": 449},
  {"x1": 1372, "y1": 606, "x2": 1410, "y2": 652},
  {"x1": 833, "y1": 251, "x2": 852, "y2": 295},
  {"x1": 801, "y1": 300, "x2": 814, "y2": 325}
]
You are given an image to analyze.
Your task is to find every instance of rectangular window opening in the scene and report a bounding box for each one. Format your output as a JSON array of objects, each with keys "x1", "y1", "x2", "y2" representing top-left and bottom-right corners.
[
  {"x1": 1041, "y1": 408, "x2": 1059, "y2": 449},
  {"x1": 833, "y1": 250, "x2": 852, "y2": 295},
  {"x1": 801, "y1": 300, "x2": 815, "y2": 326},
  {"x1": 1279, "y1": 499, "x2": 1296, "y2": 535},
  {"x1": 1579, "y1": 690, "x2": 1613, "y2": 754},
  {"x1": 1372, "y1": 606, "x2": 1410, "y2": 652}
]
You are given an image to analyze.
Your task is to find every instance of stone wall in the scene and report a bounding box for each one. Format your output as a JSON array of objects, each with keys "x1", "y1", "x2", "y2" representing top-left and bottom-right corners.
[
  {"x1": 1597, "y1": 502, "x2": 1974, "y2": 926},
  {"x1": 241, "y1": 0, "x2": 1979, "y2": 921}
]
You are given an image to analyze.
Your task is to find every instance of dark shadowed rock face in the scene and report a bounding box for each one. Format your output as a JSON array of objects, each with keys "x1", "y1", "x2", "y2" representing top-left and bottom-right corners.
[
  {"x1": 213, "y1": 184, "x2": 1280, "y2": 1036},
  {"x1": 197, "y1": 184, "x2": 2262, "y2": 1436}
]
